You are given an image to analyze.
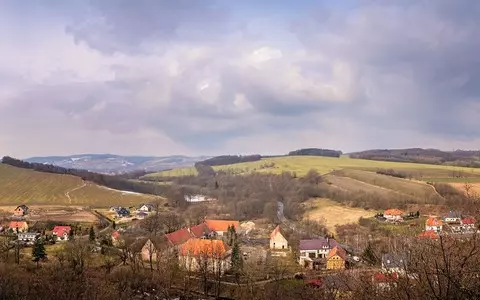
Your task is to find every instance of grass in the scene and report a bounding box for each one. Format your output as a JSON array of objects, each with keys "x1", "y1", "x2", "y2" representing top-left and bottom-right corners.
[
  {"x1": 0, "y1": 164, "x2": 157, "y2": 207},
  {"x1": 336, "y1": 169, "x2": 438, "y2": 199},
  {"x1": 303, "y1": 198, "x2": 376, "y2": 233},
  {"x1": 144, "y1": 156, "x2": 480, "y2": 180},
  {"x1": 324, "y1": 174, "x2": 408, "y2": 198}
]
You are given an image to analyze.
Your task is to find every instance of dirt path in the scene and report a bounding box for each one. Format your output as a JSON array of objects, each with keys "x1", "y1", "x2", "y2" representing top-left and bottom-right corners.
[{"x1": 65, "y1": 181, "x2": 87, "y2": 204}]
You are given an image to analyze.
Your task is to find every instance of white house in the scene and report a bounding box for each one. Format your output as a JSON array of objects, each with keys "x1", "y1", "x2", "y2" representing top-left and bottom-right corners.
[
  {"x1": 18, "y1": 232, "x2": 40, "y2": 242},
  {"x1": 383, "y1": 209, "x2": 404, "y2": 222},
  {"x1": 425, "y1": 216, "x2": 443, "y2": 232},
  {"x1": 138, "y1": 203, "x2": 154, "y2": 212},
  {"x1": 184, "y1": 195, "x2": 207, "y2": 203},
  {"x1": 269, "y1": 225, "x2": 288, "y2": 250},
  {"x1": 299, "y1": 238, "x2": 338, "y2": 269},
  {"x1": 444, "y1": 211, "x2": 462, "y2": 224},
  {"x1": 179, "y1": 239, "x2": 231, "y2": 275},
  {"x1": 382, "y1": 253, "x2": 408, "y2": 274}
]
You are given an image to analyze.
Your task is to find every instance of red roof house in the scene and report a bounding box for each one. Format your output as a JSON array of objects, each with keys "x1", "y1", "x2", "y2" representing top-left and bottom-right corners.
[
  {"x1": 190, "y1": 222, "x2": 210, "y2": 238},
  {"x1": 52, "y1": 226, "x2": 72, "y2": 241},
  {"x1": 417, "y1": 230, "x2": 439, "y2": 240},
  {"x1": 165, "y1": 228, "x2": 193, "y2": 246},
  {"x1": 205, "y1": 219, "x2": 239, "y2": 236}
]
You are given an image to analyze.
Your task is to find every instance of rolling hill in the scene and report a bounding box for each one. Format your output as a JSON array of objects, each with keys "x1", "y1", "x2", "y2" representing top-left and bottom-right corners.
[
  {"x1": 144, "y1": 155, "x2": 480, "y2": 181},
  {"x1": 0, "y1": 163, "x2": 157, "y2": 207}
]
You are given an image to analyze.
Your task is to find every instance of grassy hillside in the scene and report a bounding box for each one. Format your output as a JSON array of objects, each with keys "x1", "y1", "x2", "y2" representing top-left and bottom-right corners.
[
  {"x1": 0, "y1": 164, "x2": 157, "y2": 207},
  {"x1": 144, "y1": 156, "x2": 480, "y2": 180}
]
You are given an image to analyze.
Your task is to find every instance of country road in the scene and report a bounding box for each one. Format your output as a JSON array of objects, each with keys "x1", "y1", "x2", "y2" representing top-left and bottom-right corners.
[{"x1": 65, "y1": 181, "x2": 87, "y2": 204}]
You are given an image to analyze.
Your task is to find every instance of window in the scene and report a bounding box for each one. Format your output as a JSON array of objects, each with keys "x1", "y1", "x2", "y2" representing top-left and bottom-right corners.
[{"x1": 309, "y1": 252, "x2": 316, "y2": 259}]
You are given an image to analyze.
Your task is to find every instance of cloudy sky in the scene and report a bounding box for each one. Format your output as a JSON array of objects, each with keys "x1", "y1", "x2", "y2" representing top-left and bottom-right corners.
[{"x1": 1, "y1": 0, "x2": 480, "y2": 158}]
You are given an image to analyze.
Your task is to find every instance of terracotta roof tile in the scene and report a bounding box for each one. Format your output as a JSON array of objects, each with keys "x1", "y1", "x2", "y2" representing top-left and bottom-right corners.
[
  {"x1": 327, "y1": 246, "x2": 346, "y2": 260},
  {"x1": 190, "y1": 223, "x2": 210, "y2": 238},
  {"x1": 165, "y1": 228, "x2": 192, "y2": 246},
  {"x1": 426, "y1": 217, "x2": 443, "y2": 227},
  {"x1": 384, "y1": 209, "x2": 404, "y2": 216},
  {"x1": 417, "y1": 230, "x2": 439, "y2": 240},
  {"x1": 180, "y1": 238, "x2": 230, "y2": 257},
  {"x1": 9, "y1": 221, "x2": 28, "y2": 229},
  {"x1": 52, "y1": 226, "x2": 71, "y2": 236},
  {"x1": 205, "y1": 220, "x2": 239, "y2": 232}
]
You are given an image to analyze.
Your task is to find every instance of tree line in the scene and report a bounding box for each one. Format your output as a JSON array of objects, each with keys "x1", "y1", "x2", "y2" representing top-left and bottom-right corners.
[
  {"x1": 198, "y1": 155, "x2": 262, "y2": 166},
  {"x1": 288, "y1": 148, "x2": 343, "y2": 158}
]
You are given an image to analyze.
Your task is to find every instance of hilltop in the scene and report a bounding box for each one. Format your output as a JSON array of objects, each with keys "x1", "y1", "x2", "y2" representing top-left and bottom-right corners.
[
  {"x1": 0, "y1": 163, "x2": 157, "y2": 207},
  {"x1": 144, "y1": 155, "x2": 480, "y2": 181}
]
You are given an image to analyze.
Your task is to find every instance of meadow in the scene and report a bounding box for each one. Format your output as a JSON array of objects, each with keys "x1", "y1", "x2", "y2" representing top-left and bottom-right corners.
[
  {"x1": 303, "y1": 198, "x2": 376, "y2": 232},
  {"x1": 144, "y1": 155, "x2": 480, "y2": 181},
  {"x1": 0, "y1": 164, "x2": 157, "y2": 207}
]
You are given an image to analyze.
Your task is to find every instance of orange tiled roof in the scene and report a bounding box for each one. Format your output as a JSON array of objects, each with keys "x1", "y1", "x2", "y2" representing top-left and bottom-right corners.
[
  {"x1": 384, "y1": 209, "x2": 404, "y2": 216},
  {"x1": 417, "y1": 230, "x2": 439, "y2": 240},
  {"x1": 426, "y1": 217, "x2": 443, "y2": 227},
  {"x1": 180, "y1": 238, "x2": 230, "y2": 257},
  {"x1": 327, "y1": 246, "x2": 346, "y2": 260},
  {"x1": 270, "y1": 225, "x2": 281, "y2": 238},
  {"x1": 205, "y1": 219, "x2": 239, "y2": 232},
  {"x1": 9, "y1": 221, "x2": 27, "y2": 229}
]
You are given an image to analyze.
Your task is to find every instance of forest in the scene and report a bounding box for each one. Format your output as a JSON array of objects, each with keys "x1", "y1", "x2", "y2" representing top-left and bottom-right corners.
[
  {"x1": 198, "y1": 155, "x2": 262, "y2": 166},
  {"x1": 288, "y1": 148, "x2": 343, "y2": 158}
]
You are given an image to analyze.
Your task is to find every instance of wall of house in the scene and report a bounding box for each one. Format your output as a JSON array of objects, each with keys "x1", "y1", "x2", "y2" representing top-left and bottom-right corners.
[{"x1": 270, "y1": 233, "x2": 288, "y2": 250}]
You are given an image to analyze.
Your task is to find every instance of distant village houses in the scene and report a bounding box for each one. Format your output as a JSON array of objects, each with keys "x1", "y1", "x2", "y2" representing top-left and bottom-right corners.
[
  {"x1": 383, "y1": 209, "x2": 404, "y2": 222},
  {"x1": 179, "y1": 238, "x2": 231, "y2": 274},
  {"x1": 52, "y1": 226, "x2": 71, "y2": 242},
  {"x1": 13, "y1": 205, "x2": 29, "y2": 217},
  {"x1": 326, "y1": 246, "x2": 347, "y2": 270},
  {"x1": 299, "y1": 237, "x2": 339, "y2": 269},
  {"x1": 9, "y1": 221, "x2": 28, "y2": 233},
  {"x1": 425, "y1": 216, "x2": 443, "y2": 233}
]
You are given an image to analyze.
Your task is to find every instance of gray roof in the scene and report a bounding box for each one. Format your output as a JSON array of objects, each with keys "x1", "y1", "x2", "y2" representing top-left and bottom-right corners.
[
  {"x1": 299, "y1": 238, "x2": 338, "y2": 251},
  {"x1": 382, "y1": 253, "x2": 408, "y2": 269}
]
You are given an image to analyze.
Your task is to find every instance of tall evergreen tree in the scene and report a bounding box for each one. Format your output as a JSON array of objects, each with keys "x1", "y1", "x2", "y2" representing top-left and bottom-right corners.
[
  {"x1": 231, "y1": 241, "x2": 243, "y2": 280},
  {"x1": 89, "y1": 226, "x2": 95, "y2": 242},
  {"x1": 32, "y1": 238, "x2": 47, "y2": 267},
  {"x1": 362, "y1": 242, "x2": 377, "y2": 266},
  {"x1": 112, "y1": 221, "x2": 116, "y2": 230},
  {"x1": 69, "y1": 228, "x2": 74, "y2": 241}
]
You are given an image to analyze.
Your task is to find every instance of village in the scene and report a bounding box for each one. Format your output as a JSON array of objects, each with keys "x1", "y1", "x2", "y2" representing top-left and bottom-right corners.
[{"x1": 1, "y1": 199, "x2": 478, "y2": 293}]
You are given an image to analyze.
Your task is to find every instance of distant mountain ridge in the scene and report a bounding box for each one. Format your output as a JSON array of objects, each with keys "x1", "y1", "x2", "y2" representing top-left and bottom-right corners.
[
  {"x1": 349, "y1": 148, "x2": 480, "y2": 167},
  {"x1": 25, "y1": 154, "x2": 210, "y2": 174}
]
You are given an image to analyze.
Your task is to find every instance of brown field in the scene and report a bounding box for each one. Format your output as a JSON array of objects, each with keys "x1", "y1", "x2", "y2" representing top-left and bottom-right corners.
[
  {"x1": 0, "y1": 164, "x2": 158, "y2": 207},
  {"x1": 303, "y1": 198, "x2": 376, "y2": 232},
  {"x1": 337, "y1": 169, "x2": 439, "y2": 199},
  {"x1": 324, "y1": 174, "x2": 405, "y2": 198},
  {"x1": 0, "y1": 205, "x2": 98, "y2": 223},
  {"x1": 450, "y1": 182, "x2": 480, "y2": 196}
]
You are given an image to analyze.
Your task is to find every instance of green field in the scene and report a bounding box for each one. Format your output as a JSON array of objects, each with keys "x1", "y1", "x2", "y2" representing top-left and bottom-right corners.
[
  {"x1": 144, "y1": 156, "x2": 480, "y2": 180},
  {"x1": 0, "y1": 164, "x2": 157, "y2": 207}
]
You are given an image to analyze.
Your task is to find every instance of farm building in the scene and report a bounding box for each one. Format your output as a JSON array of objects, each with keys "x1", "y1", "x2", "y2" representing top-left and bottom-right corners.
[
  {"x1": 383, "y1": 209, "x2": 404, "y2": 222},
  {"x1": 425, "y1": 217, "x2": 443, "y2": 232},
  {"x1": 9, "y1": 221, "x2": 29, "y2": 233},
  {"x1": 52, "y1": 226, "x2": 72, "y2": 242},
  {"x1": 13, "y1": 205, "x2": 29, "y2": 217}
]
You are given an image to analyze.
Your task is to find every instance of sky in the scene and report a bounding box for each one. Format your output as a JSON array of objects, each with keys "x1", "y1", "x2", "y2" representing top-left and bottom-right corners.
[{"x1": 1, "y1": 0, "x2": 480, "y2": 158}]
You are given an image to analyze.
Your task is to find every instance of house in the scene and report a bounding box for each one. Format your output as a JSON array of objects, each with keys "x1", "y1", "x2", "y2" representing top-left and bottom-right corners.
[
  {"x1": 204, "y1": 219, "x2": 240, "y2": 236},
  {"x1": 417, "y1": 230, "x2": 439, "y2": 240},
  {"x1": 139, "y1": 236, "x2": 169, "y2": 262},
  {"x1": 190, "y1": 222, "x2": 211, "y2": 239},
  {"x1": 109, "y1": 206, "x2": 119, "y2": 212},
  {"x1": 18, "y1": 232, "x2": 40, "y2": 242},
  {"x1": 269, "y1": 225, "x2": 288, "y2": 250},
  {"x1": 184, "y1": 195, "x2": 215, "y2": 203},
  {"x1": 111, "y1": 231, "x2": 121, "y2": 246},
  {"x1": 165, "y1": 228, "x2": 193, "y2": 247},
  {"x1": 425, "y1": 216, "x2": 443, "y2": 232},
  {"x1": 443, "y1": 211, "x2": 462, "y2": 224},
  {"x1": 179, "y1": 238, "x2": 231, "y2": 274},
  {"x1": 52, "y1": 226, "x2": 72, "y2": 241},
  {"x1": 13, "y1": 205, "x2": 29, "y2": 217},
  {"x1": 116, "y1": 207, "x2": 130, "y2": 218},
  {"x1": 138, "y1": 203, "x2": 154, "y2": 212},
  {"x1": 9, "y1": 221, "x2": 29, "y2": 233},
  {"x1": 136, "y1": 212, "x2": 148, "y2": 219},
  {"x1": 299, "y1": 237, "x2": 339, "y2": 269},
  {"x1": 381, "y1": 253, "x2": 408, "y2": 274},
  {"x1": 326, "y1": 246, "x2": 346, "y2": 270},
  {"x1": 383, "y1": 209, "x2": 404, "y2": 222},
  {"x1": 461, "y1": 217, "x2": 476, "y2": 231},
  {"x1": 373, "y1": 272, "x2": 399, "y2": 291}
]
